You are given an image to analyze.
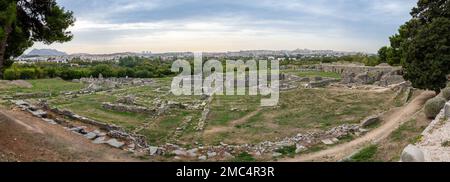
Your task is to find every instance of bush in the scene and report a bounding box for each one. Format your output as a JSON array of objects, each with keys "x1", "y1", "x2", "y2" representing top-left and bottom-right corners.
[
  {"x1": 3, "y1": 68, "x2": 18, "y2": 80},
  {"x1": 19, "y1": 68, "x2": 37, "y2": 79},
  {"x1": 442, "y1": 87, "x2": 450, "y2": 101},
  {"x1": 424, "y1": 97, "x2": 447, "y2": 119}
]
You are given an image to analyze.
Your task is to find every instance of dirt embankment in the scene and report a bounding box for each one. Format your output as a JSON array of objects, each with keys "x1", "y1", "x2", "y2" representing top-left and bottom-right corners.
[{"x1": 0, "y1": 108, "x2": 138, "y2": 162}]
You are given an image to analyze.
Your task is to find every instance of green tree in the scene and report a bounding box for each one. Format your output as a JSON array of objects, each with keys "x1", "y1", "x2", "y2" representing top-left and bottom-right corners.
[
  {"x1": 377, "y1": 46, "x2": 388, "y2": 63},
  {"x1": 393, "y1": 0, "x2": 450, "y2": 93},
  {"x1": 386, "y1": 34, "x2": 402, "y2": 65},
  {"x1": 0, "y1": 0, "x2": 74, "y2": 77}
]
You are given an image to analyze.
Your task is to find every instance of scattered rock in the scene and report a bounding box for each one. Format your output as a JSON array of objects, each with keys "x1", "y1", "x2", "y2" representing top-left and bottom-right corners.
[
  {"x1": 30, "y1": 110, "x2": 47, "y2": 118},
  {"x1": 401, "y1": 144, "x2": 425, "y2": 162},
  {"x1": 272, "y1": 152, "x2": 283, "y2": 157},
  {"x1": 93, "y1": 130, "x2": 107, "y2": 137},
  {"x1": 187, "y1": 148, "x2": 198, "y2": 157},
  {"x1": 223, "y1": 152, "x2": 233, "y2": 158},
  {"x1": 198, "y1": 156, "x2": 207, "y2": 160},
  {"x1": 92, "y1": 137, "x2": 107, "y2": 144},
  {"x1": 149, "y1": 146, "x2": 159, "y2": 156},
  {"x1": 69, "y1": 126, "x2": 86, "y2": 133},
  {"x1": 84, "y1": 132, "x2": 98, "y2": 140},
  {"x1": 295, "y1": 145, "x2": 307, "y2": 153},
  {"x1": 106, "y1": 139, "x2": 125, "y2": 148},
  {"x1": 42, "y1": 118, "x2": 57, "y2": 125},
  {"x1": 173, "y1": 149, "x2": 188, "y2": 156},
  {"x1": 207, "y1": 152, "x2": 217, "y2": 158},
  {"x1": 321, "y1": 139, "x2": 335, "y2": 145},
  {"x1": 360, "y1": 115, "x2": 380, "y2": 128}
]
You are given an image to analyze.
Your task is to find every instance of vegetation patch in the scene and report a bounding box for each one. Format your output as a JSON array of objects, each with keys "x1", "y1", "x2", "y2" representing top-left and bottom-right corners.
[
  {"x1": 275, "y1": 145, "x2": 297, "y2": 158},
  {"x1": 232, "y1": 152, "x2": 256, "y2": 162},
  {"x1": 347, "y1": 145, "x2": 378, "y2": 162}
]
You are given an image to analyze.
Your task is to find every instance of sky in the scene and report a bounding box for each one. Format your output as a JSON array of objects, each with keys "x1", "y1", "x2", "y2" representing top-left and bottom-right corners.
[{"x1": 29, "y1": 0, "x2": 417, "y2": 54}]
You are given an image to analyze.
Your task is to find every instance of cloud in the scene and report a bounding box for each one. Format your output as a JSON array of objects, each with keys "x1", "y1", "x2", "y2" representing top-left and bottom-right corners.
[{"x1": 31, "y1": 0, "x2": 418, "y2": 54}]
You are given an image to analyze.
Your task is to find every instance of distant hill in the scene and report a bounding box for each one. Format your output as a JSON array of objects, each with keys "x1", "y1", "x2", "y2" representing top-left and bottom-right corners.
[{"x1": 27, "y1": 49, "x2": 68, "y2": 56}]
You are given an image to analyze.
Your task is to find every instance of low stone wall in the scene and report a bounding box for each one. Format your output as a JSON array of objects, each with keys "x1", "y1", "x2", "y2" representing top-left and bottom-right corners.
[
  {"x1": 317, "y1": 64, "x2": 399, "y2": 75},
  {"x1": 306, "y1": 78, "x2": 340, "y2": 88},
  {"x1": 14, "y1": 92, "x2": 52, "y2": 99},
  {"x1": 50, "y1": 107, "x2": 122, "y2": 131}
]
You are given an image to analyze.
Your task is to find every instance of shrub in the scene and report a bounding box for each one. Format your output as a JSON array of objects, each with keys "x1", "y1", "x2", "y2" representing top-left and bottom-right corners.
[
  {"x1": 424, "y1": 97, "x2": 446, "y2": 119},
  {"x1": 442, "y1": 87, "x2": 450, "y2": 101},
  {"x1": 19, "y1": 68, "x2": 37, "y2": 79},
  {"x1": 3, "y1": 68, "x2": 18, "y2": 80}
]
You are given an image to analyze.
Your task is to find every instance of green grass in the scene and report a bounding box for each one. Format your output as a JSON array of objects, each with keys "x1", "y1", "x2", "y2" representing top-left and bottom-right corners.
[
  {"x1": 231, "y1": 152, "x2": 256, "y2": 162},
  {"x1": 390, "y1": 119, "x2": 424, "y2": 143},
  {"x1": 347, "y1": 145, "x2": 378, "y2": 162},
  {"x1": 10, "y1": 79, "x2": 85, "y2": 95},
  {"x1": 50, "y1": 93, "x2": 148, "y2": 131},
  {"x1": 139, "y1": 110, "x2": 199, "y2": 145},
  {"x1": 283, "y1": 70, "x2": 341, "y2": 79},
  {"x1": 203, "y1": 87, "x2": 397, "y2": 145},
  {"x1": 275, "y1": 145, "x2": 297, "y2": 157}
]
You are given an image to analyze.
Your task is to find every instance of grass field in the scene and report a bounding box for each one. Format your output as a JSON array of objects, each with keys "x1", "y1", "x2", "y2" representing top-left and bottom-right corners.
[
  {"x1": 282, "y1": 70, "x2": 342, "y2": 79},
  {"x1": 202, "y1": 88, "x2": 397, "y2": 145},
  {"x1": 0, "y1": 78, "x2": 85, "y2": 96},
  {"x1": 1, "y1": 75, "x2": 400, "y2": 148}
]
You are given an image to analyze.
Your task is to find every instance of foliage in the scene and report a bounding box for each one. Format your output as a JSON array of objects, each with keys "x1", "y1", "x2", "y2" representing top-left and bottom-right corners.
[
  {"x1": 377, "y1": 46, "x2": 388, "y2": 63},
  {"x1": 389, "y1": 0, "x2": 450, "y2": 93},
  {"x1": 275, "y1": 145, "x2": 297, "y2": 157},
  {"x1": 280, "y1": 54, "x2": 381, "y2": 67},
  {"x1": 424, "y1": 97, "x2": 446, "y2": 119},
  {"x1": 3, "y1": 57, "x2": 175, "y2": 80},
  {"x1": 0, "y1": 0, "x2": 75, "y2": 74},
  {"x1": 441, "y1": 87, "x2": 450, "y2": 101}
]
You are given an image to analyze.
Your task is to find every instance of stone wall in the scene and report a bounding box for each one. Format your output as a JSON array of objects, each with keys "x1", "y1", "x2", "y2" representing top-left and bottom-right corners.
[{"x1": 317, "y1": 64, "x2": 400, "y2": 75}]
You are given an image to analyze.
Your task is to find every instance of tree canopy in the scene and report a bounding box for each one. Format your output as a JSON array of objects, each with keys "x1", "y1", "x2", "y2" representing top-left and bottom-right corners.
[
  {"x1": 385, "y1": 0, "x2": 450, "y2": 93},
  {"x1": 0, "y1": 0, "x2": 74, "y2": 76}
]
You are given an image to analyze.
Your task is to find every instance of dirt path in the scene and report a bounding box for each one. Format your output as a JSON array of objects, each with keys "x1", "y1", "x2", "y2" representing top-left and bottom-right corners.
[
  {"x1": 203, "y1": 108, "x2": 262, "y2": 135},
  {"x1": 0, "y1": 108, "x2": 138, "y2": 162},
  {"x1": 280, "y1": 91, "x2": 436, "y2": 162}
]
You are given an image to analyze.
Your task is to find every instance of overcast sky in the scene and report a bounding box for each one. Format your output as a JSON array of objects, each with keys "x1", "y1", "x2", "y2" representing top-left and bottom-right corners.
[{"x1": 29, "y1": 0, "x2": 417, "y2": 54}]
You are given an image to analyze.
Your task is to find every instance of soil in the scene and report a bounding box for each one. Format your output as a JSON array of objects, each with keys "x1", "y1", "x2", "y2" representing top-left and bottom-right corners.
[{"x1": 0, "y1": 108, "x2": 139, "y2": 162}]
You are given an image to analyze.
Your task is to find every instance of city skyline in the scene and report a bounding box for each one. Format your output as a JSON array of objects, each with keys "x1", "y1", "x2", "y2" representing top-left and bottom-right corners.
[{"x1": 29, "y1": 0, "x2": 416, "y2": 54}]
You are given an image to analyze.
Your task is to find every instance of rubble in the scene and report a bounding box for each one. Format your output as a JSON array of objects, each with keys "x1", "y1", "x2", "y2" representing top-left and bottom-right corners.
[
  {"x1": 84, "y1": 132, "x2": 98, "y2": 140},
  {"x1": 117, "y1": 95, "x2": 136, "y2": 105},
  {"x1": 295, "y1": 145, "x2": 307, "y2": 153},
  {"x1": 360, "y1": 115, "x2": 380, "y2": 128},
  {"x1": 106, "y1": 139, "x2": 125, "y2": 148},
  {"x1": 93, "y1": 137, "x2": 107, "y2": 144}
]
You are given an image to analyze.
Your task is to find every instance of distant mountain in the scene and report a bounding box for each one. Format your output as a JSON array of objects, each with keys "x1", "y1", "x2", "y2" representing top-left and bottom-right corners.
[{"x1": 27, "y1": 49, "x2": 68, "y2": 56}]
